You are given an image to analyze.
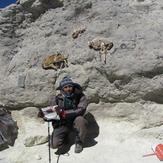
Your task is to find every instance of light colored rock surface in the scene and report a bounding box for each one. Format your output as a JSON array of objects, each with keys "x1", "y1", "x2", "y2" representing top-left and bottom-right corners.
[
  {"x1": 0, "y1": 0, "x2": 163, "y2": 162},
  {"x1": 87, "y1": 102, "x2": 163, "y2": 129},
  {"x1": 12, "y1": 107, "x2": 48, "y2": 147},
  {"x1": 0, "y1": 102, "x2": 163, "y2": 163}
]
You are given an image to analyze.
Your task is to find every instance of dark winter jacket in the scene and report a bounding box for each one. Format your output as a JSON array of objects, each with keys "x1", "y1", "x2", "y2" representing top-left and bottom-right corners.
[{"x1": 50, "y1": 83, "x2": 87, "y2": 120}]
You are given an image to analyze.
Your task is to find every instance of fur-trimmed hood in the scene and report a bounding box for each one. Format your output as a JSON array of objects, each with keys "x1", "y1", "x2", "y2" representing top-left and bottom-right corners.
[{"x1": 56, "y1": 82, "x2": 83, "y2": 95}]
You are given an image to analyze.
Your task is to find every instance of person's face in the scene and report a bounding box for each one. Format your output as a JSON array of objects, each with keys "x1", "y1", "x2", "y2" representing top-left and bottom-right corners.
[{"x1": 63, "y1": 85, "x2": 73, "y2": 95}]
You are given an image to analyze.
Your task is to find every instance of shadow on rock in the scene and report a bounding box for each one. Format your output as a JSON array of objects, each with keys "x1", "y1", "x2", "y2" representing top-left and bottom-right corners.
[
  {"x1": 0, "y1": 109, "x2": 18, "y2": 151},
  {"x1": 84, "y1": 112, "x2": 99, "y2": 148}
]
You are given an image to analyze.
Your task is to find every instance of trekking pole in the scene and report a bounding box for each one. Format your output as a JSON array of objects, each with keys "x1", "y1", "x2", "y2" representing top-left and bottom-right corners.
[{"x1": 48, "y1": 121, "x2": 51, "y2": 163}]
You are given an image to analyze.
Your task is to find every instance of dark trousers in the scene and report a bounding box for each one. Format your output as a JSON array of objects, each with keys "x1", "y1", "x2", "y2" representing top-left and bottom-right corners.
[{"x1": 51, "y1": 116, "x2": 88, "y2": 149}]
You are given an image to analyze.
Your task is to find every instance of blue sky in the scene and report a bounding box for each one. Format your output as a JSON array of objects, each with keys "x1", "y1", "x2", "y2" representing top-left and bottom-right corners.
[{"x1": 0, "y1": 0, "x2": 17, "y2": 8}]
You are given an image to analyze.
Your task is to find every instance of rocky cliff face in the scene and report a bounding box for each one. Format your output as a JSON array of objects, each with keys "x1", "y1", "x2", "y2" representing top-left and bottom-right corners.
[
  {"x1": 0, "y1": 0, "x2": 163, "y2": 109},
  {"x1": 0, "y1": 0, "x2": 163, "y2": 162}
]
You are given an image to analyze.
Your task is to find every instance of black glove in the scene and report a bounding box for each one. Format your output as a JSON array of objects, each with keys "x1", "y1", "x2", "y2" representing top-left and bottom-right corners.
[{"x1": 38, "y1": 110, "x2": 44, "y2": 118}]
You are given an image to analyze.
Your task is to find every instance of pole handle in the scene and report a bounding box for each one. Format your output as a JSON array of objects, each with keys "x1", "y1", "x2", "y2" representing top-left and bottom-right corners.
[{"x1": 143, "y1": 153, "x2": 156, "y2": 157}]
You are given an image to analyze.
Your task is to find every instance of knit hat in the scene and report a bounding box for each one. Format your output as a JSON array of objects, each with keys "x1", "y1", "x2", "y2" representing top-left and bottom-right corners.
[{"x1": 60, "y1": 77, "x2": 74, "y2": 89}]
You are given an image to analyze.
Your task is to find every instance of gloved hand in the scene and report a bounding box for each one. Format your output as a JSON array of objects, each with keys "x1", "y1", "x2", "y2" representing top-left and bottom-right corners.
[
  {"x1": 38, "y1": 110, "x2": 44, "y2": 118},
  {"x1": 61, "y1": 110, "x2": 66, "y2": 118},
  {"x1": 55, "y1": 107, "x2": 63, "y2": 115},
  {"x1": 47, "y1": 105, "x2": 63, "y2": 115},
  {"x1": 51, "y1": 106, "x2": 66, "y2": 118}
]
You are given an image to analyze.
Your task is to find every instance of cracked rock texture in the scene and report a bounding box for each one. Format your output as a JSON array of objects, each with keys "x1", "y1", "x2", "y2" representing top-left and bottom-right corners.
[
  {"x1": 0, "y1": 0, "x2": 163, "y2": 162},
  {"x1": 0, "y1": 0, "x2": 163, "y2": 108}
]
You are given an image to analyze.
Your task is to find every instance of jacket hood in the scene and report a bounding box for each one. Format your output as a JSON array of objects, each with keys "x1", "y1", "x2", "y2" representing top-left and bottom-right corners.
[{"x1": 56, "y1": 83, "x2": 83, "y2": 94}]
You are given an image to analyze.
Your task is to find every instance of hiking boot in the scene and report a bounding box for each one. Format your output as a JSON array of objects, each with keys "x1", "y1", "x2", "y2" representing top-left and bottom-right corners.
[{"x1": 74, "y1": 142, "x2": 83, "y2": 153}]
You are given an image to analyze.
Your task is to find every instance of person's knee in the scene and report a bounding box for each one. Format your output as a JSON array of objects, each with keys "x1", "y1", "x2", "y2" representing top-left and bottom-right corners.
[
  {"x1": 74, "y1": 116, "x2": 88, "y2": 128},
  {"x1": 51, "y1": 138, "x2": 63, "y2": 149}
]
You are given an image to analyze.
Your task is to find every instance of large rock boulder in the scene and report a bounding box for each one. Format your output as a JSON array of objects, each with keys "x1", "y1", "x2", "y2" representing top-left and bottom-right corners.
[
  {"x1": 11, "y1": 107, "x2": 49, "y2": 147},
  {"x1": 0, "y1": 0, "x2": 162, "y2": 109},
  {"x1": 0, "y1": 109, "x2": 18, "y2": 151}
]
